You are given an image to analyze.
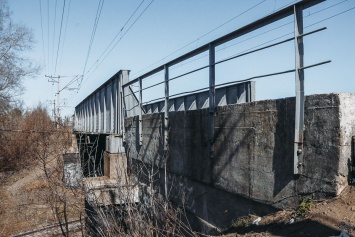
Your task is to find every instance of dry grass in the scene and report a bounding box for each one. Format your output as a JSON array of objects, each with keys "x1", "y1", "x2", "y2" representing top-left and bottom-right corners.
[
  {"x1": 24, "y1": 178, "x2": 50, "y2": 192},
  {"x1": 0, "y1": 105, "x2": 84, "y2": 236}
]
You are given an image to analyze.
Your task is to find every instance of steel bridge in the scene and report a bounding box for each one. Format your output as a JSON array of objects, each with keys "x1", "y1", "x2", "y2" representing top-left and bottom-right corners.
[{"x1": 74, "y1": 0, "x2": 329, "y2": 175}]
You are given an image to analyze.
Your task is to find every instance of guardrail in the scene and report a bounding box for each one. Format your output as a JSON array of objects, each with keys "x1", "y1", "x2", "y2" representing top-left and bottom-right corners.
[
  {"x1": 121, "y1": 0, "x2": 329, "y2": 175},
  {"x1": 75, "y1": 0, "x2": 329, "y2": 175}
]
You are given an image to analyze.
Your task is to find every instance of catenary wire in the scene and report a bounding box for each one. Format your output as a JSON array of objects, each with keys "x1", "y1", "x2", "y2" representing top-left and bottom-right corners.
[
  {"x1": 134, "y1": 3, "x2": 354, "y2": 101},
  {"x1": 130, "y1": 0, "x2": 348, "y2": 79},
  {"x1": 131, "y1": 0, "x2": 267, "y2": 78},
  {"x1": 80, "y1": 0, "x2": 155, "y2": 87},
  {"x1": 51, "y1": 0, "x2": 58, "y2": 75},
  {"x1": 58, "y1": 0, "x2": 72, "y2": 76},
  {"x1": 39, "y1": 0, "x2": 46, "y2": 75},
  {"x1": 70, "y1": 0, "x2": 354, "y2": 112},
  {"x1": 84, "y1": 0, "x2": 146, "y2": 77},
  {"x1": 47, "y1": 0, "x2": 50, "y2": 75},
  {"x1": 147, "y1": 0, "x2": 351, "y2": 81},
  {"x1": 80, "y1": 0, "x2": 105, "y2": 85},
  {"x1": 54, "y1": 0, "x2": 66, "y2": 76}
]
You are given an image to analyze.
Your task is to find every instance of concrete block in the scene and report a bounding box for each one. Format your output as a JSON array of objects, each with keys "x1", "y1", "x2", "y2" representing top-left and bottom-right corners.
[
  {"x1": 105, "y1": 135, "x2": 124, "y2": 153},
  {"x1": 104, "y1": 152, "x2": 127, "y2": 184},
  {"x1": 125, "y1": 93, "x2": 355, "y2": 230},
  {"x1": 85, "y1": 177, "x2": 139, "y2": 206},
  {"x1": 63, "y1": 153, "x2": 82, "y2": 187}
]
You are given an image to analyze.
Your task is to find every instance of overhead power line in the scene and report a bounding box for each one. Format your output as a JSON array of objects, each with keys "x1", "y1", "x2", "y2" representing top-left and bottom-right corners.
[
  {"x1": 83, "y1": 0, "x2": 146, "y2": 78},
  {"x1": 51, "y1": 0, "x2": 58, "y2": 75},
  {"x1": 150, "y1": 0, "x2": 353, "y2": 78},
  {"x1": 39, "y1": 0, "x2": 46, "y2": 75},
  {"x1": 131, "y1": 0, "x2": 267, "y2": 78},
  {"x1": 81, "y1": 0, "x2": 105, "y2": 82},
  {"x1": 47, "y1": 0, "x2": 50, "y2": 75},
  {"x1": 54, "y1": 0, "x2": 66, "y2": 76},
  {"x1": 58, "y1": 0, "x2": 72, "y2": 75},
  {"x1": 79, "y1": 0, "x2": 155, "y2": 88}
]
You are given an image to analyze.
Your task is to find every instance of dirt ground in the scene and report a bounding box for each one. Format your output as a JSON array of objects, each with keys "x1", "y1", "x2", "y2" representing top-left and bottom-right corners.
[
  {"x1": 218, "y1": 186, "x2": 355, "y2": 237},
  {"x1": 1, "y1": 160, "x2": 354, "y2": 236},
  {"x1": 0, "y1": 162, "x2": 83, "y2": 236}
]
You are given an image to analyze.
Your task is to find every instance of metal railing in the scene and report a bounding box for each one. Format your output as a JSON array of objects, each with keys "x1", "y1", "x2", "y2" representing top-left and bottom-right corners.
[
  {"x1": 75, "y1": 0, "x2": 330, "y2": 176},
  {"x1": 121, "y1": 0, "x2": 329, "y2": 175}
]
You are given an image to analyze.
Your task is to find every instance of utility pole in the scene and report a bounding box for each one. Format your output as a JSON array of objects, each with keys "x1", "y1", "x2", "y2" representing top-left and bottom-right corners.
[{"x1": 45, "y1": 75, "x2": 60, "y2": 126}]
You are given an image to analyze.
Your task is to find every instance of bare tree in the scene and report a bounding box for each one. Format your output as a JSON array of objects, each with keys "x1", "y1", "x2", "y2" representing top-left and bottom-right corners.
[{"x1": 0, "y1": 0, "x2": 39, "y2": 114}]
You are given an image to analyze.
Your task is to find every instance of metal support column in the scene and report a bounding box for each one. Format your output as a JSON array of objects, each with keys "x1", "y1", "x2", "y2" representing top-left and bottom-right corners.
[
  {"x1": 121, "y1": 82, "x2": 126, "y2": 143},
  {"x1": 294, "y1": 4, "x2": 305, "y2": 175},
  {"x1": 164, "y1": 65, "x2": 169, "y2": 151},
  {"x1": 139, "y1": 78, "x2": 143, "y2": 146},
  {"x1": 209, "y1": 44, "x2": 216, "y2": 146}
]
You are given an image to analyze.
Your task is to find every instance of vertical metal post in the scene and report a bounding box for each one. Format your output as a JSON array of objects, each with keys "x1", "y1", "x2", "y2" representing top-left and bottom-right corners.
[
  {"x1": 294, "y1": 4, "x2": 304, "y2": 175},
  {"x1": 89, "y1": 99, "x2": 92, "y2": 132},
  {"x1": 103, "y1": 86, "x2": 107, "y2": 133},
  {"x1": 121, "y1": 77, "x2": 126, "y2": 143},
  {"x1": 209, "y1": 44, "x2": 216, "y2": 146},
  {"x1": 57, "y1": 76, "x2": 60, "y2": 125},
  {"x1": 84, "y1": 102, "x2": 87, "y2": 131},
  {"x1": 139, "y1": 78, "x2": 143, "y2": 146},
  {"x1": 164, "y1": 65, "x2": 169, "y2": 151},
  {"x1": 110, "y1": 81, "x2": 114, "y2": 133},
  {"x1": 114, "y1": 77, "x2": 118, "y2": 134}
]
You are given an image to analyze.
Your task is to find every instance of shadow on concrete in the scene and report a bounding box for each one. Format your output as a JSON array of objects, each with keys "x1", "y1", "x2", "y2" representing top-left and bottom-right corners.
[{"x1": 272, "y1": 98, "x2": 295, "y2": 198}]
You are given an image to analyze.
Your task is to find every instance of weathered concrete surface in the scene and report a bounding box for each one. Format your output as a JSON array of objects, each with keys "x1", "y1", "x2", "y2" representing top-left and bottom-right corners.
[
  {"x1": 84, "y1": 177, "x2": 139, "y2": 206},
  {"x1": 124, "y1": 93, "x2": 355, "y2": 231},
  {"x1": 63, "y1": 153, "x2": 82, "y2": 187},
  {"x1": 104, "y1": 152, "x2": 127, "y2": 184}
]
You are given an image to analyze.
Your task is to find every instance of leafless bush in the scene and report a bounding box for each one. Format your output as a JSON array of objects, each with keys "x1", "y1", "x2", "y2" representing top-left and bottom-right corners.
[
  {"x1": 0, "y1": 104, "x2": 85, "y2": 236},
  {"x1": 0, "y1": 105, "x2": 55, "y2": 171},
  {"x1": 0, "y1": 104, "x2": 197, "y2": 236},
  {"x1": 83, "y1": 145, "x2": 197, "y2": 237}
]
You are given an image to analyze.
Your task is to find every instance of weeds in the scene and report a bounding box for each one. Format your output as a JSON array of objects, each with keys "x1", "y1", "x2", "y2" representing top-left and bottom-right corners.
[{"x1": 296, "y1": 197, "x2": 314, "y2": 218}]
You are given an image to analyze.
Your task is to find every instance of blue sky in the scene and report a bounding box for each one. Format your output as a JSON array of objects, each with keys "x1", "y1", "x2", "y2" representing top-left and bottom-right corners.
[{"x1": 7, "y1": 0, "x2": 355, "y2": 117}]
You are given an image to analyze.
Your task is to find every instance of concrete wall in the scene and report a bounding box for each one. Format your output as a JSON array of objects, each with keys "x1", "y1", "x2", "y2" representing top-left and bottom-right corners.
[
  {"x1": 124, "y1": 93, "x2": 355, "y2": 230},
  {"x1": 63, "y1": 153, "x2": 82, "y2": 187}
]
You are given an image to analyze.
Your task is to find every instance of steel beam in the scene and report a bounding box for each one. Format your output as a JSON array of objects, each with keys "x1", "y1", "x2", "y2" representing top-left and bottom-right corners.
[
  {"x1": 209, "y1": 44, "x2": 216, "y2": 146},
  {"x1": 139, "y1": 78, "x2": 143, "y2": 146},
  {"x1": 294, "y1": 4, "x2": 304, "y2": 175},
  {"x1": 120, "y1": 74, "x2": 126, "y2": 143},
  {"x1": 164, "y1": 65, "x2": 169, "y2": 151}
]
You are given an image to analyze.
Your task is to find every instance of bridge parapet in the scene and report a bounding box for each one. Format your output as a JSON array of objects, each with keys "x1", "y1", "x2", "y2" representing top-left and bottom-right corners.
[{"x1": 74, "y1": 70, "x2": 139, "y2": 135}]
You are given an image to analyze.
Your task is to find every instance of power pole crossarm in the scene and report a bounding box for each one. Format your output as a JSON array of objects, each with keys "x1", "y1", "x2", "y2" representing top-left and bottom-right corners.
[{"x1": 45, "y1": 75, "x2": 61, "y2": 127}]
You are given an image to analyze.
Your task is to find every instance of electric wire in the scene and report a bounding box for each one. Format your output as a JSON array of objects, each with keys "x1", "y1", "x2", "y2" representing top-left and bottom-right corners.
[
  {"x1": 81, "y1": 0, "x2": 105, "y2": 86},
  {"x1": 39, "y1": 0, "x2": 46, "y2": 75},
  {"x1": 148, "y1": 0, "x2": 351, "y2": 82},
  {"x1": 60, "y1": 75, "x2": 81, "y2": 92},
  {"x1": 47, "y1": 0, "x2": 50, "y2": 75},
  {"x1": 131, "y1": 0, "x2": 267, "y2": 78},
  {"x1": 54, "y1": 0, "x2": 66, "y2": 76},
  {"x1": 308, "y1": 0, "x2": 349, "y2": 16},
  {"x1": 51, "y1": 0, "x2": 58, "y2": 75},
  {"x1": 73, "y1": 1, "x2": 354, "y2": 112},
  {"x1": 306, "y1": 4, "x2": 355, "y2": 28},
  {"x1": 129, "y1": 28, "x2": 313, "y2": 96},
  {"x1": 84, "y1": 0, "x2": 146, "y2": 78},
  {"x1": 58, "y1": 0, "x2": 72, "y2": 76},
  {"x1": 81, "y1": 0, "x2": 155, "y2": 87},
  {"x1": 131, "y1": 0, "x2": 349, "y2": 80},
  {"x1": 133, "y1": 2, "x2": 354, "y2": 103},
  {"x1": 72, "y1": 0, "x2": 286, "y2": 108}
]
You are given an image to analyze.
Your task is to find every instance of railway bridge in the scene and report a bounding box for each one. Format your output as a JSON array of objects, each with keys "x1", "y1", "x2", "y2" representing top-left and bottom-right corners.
[{"x1": 67, "y1": 0, "x2": 355, "y2": 233}]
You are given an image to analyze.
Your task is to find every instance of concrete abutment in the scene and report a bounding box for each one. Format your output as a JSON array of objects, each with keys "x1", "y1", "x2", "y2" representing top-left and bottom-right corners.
[
  {"x1": 66, "y1": 93, "x2": 355, "y2": 234},
  {"x1": 125, "y1": 93, "x2": 355, "y2": 232}
]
